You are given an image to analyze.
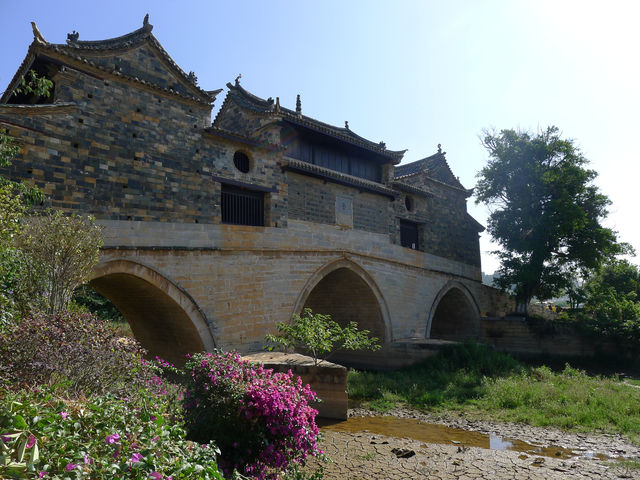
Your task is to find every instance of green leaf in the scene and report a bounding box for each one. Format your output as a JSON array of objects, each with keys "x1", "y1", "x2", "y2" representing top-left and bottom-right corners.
[{"x1": 13, "y1": 415, "x2": 27, "y2": 430}]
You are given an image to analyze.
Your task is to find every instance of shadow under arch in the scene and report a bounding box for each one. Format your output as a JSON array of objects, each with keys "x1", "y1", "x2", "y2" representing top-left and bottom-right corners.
[
  {"x1": 89, "y1": 260, "x2": 215, "y2": 365},
  {"x1": 292, "y1": 258, "x2": 391, "y2": 367},
  {"x1": 426, "y1": 280, "x2": 481, "y2": 341}
]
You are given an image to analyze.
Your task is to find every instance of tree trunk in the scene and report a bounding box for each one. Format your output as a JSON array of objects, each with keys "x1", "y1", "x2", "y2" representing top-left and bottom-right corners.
[{"x1": 515, "y1": 296, "x2": 530, "y2": 316}]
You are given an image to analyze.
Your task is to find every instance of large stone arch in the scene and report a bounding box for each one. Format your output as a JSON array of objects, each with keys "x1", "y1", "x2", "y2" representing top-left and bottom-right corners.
[
  {"x1": 89, "y1": 259, "x2": 215, "y2": 364},
  {"x1": 426, "y1": 280, "x2": 481, "y2": 341},
  {"x1": 292, "y1": 258, "x2": 391, "y2": 367}
]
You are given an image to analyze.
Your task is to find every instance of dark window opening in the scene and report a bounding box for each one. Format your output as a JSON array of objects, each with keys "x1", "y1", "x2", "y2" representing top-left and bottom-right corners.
[
  {"x1": 405, "y1": 195, "x2": 414, "y2": 211},
  {"x1": 8, "y1": 57, "x2": 56, "y2": 105},
  {"x1": 221, "y1": 184, "x2": 264, "y2": 226},
  {"x1": 233, "y1": 151, "x2": 251, "y2": 173},
  {"x1": 285, "y1": 132, "x2": 382, "y2": 182},
  {"x1": 400, "y1": 219, "x2": 420, "y2": 250}
]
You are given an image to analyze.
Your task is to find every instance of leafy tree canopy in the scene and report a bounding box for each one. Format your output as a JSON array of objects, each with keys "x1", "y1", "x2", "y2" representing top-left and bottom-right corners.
[
  {"x1": 475, "y1": 126, "x2": 624, "y2": 315},
  {"x1": 265, "y1": 308, "x2": 380, "y2": 369}
]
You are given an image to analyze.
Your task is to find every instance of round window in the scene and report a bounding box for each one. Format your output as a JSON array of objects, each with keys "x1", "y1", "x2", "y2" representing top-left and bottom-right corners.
[
  {"x1": 233, "y1": 151, "x2": 250, "y2": 173},
  {"x1": 405, "y1": 195, "x2": 414, "y2": 211}
]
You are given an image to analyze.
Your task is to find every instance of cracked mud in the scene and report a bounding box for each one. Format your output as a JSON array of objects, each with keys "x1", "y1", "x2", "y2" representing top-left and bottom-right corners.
[{"x1": 306, "y1": 409, "x2": 640, "y2": 479}]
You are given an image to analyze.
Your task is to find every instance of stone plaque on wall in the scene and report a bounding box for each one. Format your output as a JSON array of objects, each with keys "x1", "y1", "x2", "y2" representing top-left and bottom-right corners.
[{"x1": 335, "y1": 194, "x2": 353, "y2": 228}]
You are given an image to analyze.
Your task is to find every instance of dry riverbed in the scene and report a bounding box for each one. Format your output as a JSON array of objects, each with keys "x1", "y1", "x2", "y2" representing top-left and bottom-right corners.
[{"x1": 307, "y1": 408, "x2": 640, "y2": 479}]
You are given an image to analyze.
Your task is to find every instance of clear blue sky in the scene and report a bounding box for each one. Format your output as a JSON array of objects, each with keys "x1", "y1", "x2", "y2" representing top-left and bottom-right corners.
[{"x1": 2, "y1": 0, "x2": 639, "y2": 273}]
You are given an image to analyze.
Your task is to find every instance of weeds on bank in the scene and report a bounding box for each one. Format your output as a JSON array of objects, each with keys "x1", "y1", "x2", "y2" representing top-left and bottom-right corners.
[{"x1": 348, "y1": 343, "x2": 640, "y2": 442}]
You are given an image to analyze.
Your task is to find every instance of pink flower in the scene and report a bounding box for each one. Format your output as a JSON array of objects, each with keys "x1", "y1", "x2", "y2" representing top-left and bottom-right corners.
[
  {"x1": 105, "y1": 433, "x2": 121, "y2": 444},
  {"x1": 151, "y1": 436, "x2": 159, "y2": 442},
  {"x1": 59, "y1": 411, "x2": 68, "y2": 420},
  {"x1": 38, "y1": 472, "x2": 48, "y2": 478},
  {"x1": 26, "y1": 435, "x2": 36, "y2": 449},
  {"x1": 149, "y1": 472, "x2": 162, "y2": 480},
  {"x1": 130, "y1": 452, "x2": 143, "y2": 463},
  {"x1": 65, "y1": 463, "x2": 77, "y2": 472},
  {"x1": 84, "y1": 453, "x2": 92, "y2": 464}
]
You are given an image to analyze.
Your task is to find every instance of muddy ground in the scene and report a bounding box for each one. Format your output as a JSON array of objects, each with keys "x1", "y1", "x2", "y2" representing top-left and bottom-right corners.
[{"x1": 306, "y1": 408, "x2": 640, "y2": 479}]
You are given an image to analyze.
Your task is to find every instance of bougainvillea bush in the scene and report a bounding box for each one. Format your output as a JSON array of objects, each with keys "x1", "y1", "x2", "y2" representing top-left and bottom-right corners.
[
  {"x1": 0, "y1": 311, "x2": 151, "y2": 397},
  {"x1": 0, "y1": 387, "x2": 223, "y2": 479},
  {"x1": 182, "y1": 351, "x2": 321, "y2": 479}
]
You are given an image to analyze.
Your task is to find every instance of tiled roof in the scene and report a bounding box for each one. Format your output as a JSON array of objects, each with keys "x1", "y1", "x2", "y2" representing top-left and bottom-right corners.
[
  {"x1": 1, "y1": 19, "x2": 219, "y2": 105},
  {"x1": 391, "y1": 181, "x2": 433, "y2": 198},
  {"x1": 284, "y1": 157, "x2": 398, "y2": 199},
  {"x1": 395, "y1": 152, "x2": 467, "y2": 191},
  {"x1": 221, "y1": 82, "x2": 407, "y2": 162}
]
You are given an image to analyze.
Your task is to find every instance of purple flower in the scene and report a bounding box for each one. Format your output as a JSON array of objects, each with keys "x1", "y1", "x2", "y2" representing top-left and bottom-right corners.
[
  {"x1": 105, "y1": 433, "x2": 121, "y2": 444},
  {"x1": 130, "y1": 452, "x2": 143, "y2": 463},
  {"x1": 59, "y1": 411, "x2": 68, "y2": 420},
  {"x1": 84, "y1": 453, "x2": 92, "y2": 464},
  {"x1": 26, "y1": 435, "x2": 36, "y2": 449},
  {"x1": 38, "y1": 472, "x2": 48, "y2": 478},
  {"x1": 149, "y1": 472, "x2": 162, "y2": 480},
  {"x1": 65, "y1": 463, "x2": 77, "y2": 472}
]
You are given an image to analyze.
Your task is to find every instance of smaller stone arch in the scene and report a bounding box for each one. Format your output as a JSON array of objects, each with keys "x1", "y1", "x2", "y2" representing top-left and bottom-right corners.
[
  {"x1": 293, "y1": 258, "x2": 392, "y2": 343},
  {"x1": 426, "y1": 280, "x2": 481, "y2": 341},
  {"x1": 89, "y1": 259, "x2": 215, "y2": 364}
]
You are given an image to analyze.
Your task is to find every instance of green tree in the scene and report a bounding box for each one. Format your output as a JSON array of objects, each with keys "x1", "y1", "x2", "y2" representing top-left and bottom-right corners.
[
  {"x1": 265, "y1": 308, "x2": 381, "y2": 369},
  {"x1": 475, "y1": 127, "x2": 623, "y2": 316},
  {"x1": 15, "y1": 210, "x2": 103, "y2": 315}
]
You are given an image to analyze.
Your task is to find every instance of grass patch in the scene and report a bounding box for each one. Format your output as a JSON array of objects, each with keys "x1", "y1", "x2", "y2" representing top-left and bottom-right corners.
[{"x1": 347, "y1": 343, "x2": 640, "y2": 442}]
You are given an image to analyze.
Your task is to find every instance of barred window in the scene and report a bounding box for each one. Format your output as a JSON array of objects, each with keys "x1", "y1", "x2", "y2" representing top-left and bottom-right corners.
[
  {"x1": 400, "y1": 219, "x2": 420, "y2": 250},
  {"x1": 221, "y1": 184, "x2": 264, "y2": 226}
]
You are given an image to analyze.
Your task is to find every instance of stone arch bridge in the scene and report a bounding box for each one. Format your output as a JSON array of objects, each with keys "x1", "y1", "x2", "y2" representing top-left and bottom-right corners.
[{"x1": 90, "y1": 219, "x2": 482, "y2": 367}]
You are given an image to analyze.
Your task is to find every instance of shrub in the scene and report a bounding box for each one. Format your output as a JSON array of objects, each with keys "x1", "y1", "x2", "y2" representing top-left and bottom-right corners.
[
  {"x1": 15, "y1": 210, "x2": 103, "y2": 315},
  {"x1": 265, "y1": 308, "x2": 380, "y2": 369},
  {"x1": 0, "y1": 386, "x2": 223, "y2": 479},
  {"x1": 182, "y1": 351, "x2": 320, "y2": 479},
  {"x1": 0, "y1": 311, "x2": 151, "y2": 398}
]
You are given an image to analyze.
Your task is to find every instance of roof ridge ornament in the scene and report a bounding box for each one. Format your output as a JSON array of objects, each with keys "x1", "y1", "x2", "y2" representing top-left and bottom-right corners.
[
  {"x1": 66, "y1": 30, "x2": 79, "y2": 44},
  {"x1": 275, "y1": 97, "x2": 281, "y2": 112},
  {"x1": 437, "y1": 143, "x2": 442, "y2": 154},
  {"x1": 345, "y1": 121, "x2": 349, "y2": 130},
  {"x1": 296, "y1": 94, "x2": 302, "y2": 116},
  {"x1": 235, "y1": 73, "x2": 242, "y2": 86},
  {"x1": 142, "y1": 13, "x2": 153, "y2": 32},
  {"x1": 31, "y1": 22, "x2": 46, "y2": 43},
  {"x1": 188, "y1": 71, "x2": 198, "y2": 85}
]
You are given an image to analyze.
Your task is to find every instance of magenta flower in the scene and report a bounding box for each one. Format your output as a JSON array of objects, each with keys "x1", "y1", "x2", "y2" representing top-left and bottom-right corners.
[
  {"x1": 65, "y1": 463, "x2": 77, "y2": 472},
  {"x1": 84, "y1": 453, "x2": 92, "y2": 464},
  {"x1": 38, "y1": 472, "x2": 48, "y2": 478},
  {"x1": 26, "y1": 435, "x2": 36, "y2": 449},
  {"x1": 149, "y1": 472, "x2": 162, "y2": 480},
  {"x1": 130, "y1": 452, "x2": 143, "y2": 464},
  {"x1": 59, "y1": 411, "x2": 68, "y2": 420},
  {"x1": 105, "y1": 433, "x2": 121, "y2": 444}
]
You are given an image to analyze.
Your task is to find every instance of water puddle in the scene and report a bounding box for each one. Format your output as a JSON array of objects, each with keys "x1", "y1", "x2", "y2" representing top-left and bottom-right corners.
[{"x1": 319, "y1": 416, "x2": 611, "y2": 461}]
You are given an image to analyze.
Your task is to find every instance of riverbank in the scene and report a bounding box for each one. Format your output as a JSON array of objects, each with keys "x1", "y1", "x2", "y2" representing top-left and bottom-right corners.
[{"x1": 308, "y1": 408, "x2": 640, "y2": 479}]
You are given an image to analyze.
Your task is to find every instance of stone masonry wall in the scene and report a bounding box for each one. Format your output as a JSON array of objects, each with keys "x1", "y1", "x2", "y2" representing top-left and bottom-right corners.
[
  {"x1": 0, "y1": 63, "x2": 286, "y2": 226},
  {"x1": 401, "y1": 174, "x2": 480, "y2": 267},
  {"x1": 287, "y1": 171, "x2": 389, "y2": 234}
]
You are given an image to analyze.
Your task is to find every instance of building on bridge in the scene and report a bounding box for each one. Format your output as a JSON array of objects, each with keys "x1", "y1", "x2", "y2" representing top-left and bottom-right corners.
[{"x1": 0, "y1": 17, "x2": 485, "y2": 367}]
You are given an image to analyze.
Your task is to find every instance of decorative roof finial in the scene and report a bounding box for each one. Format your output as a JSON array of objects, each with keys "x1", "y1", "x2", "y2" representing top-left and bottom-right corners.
[
  {"x1": 31, "y1": 22, "x2": 46, "y2": 43},
  {"x1": 275, "y1": 97, "x2": 281, "y2": 112},
  {"x1": 296, "y1": 94, "x2": 301, "y2": 115},
  {"x1": 235, "y1": 73, "x2": 242, "y2": 86},
  {"x1": 188, "y1": 71, "x2": 198, "y2": 85},
  {"x1": 142, "y1": 14, "x2": 153, "y2": 31},
  {"x1": 344, "y1": 121, "x2": 349, "y2": 130},
  {"x1": 437, "y1": 143, "x2": 442, "y2": 154},
  {"x1": 379, "y1": 141, "x2": 386, "y2": 149},
  {"x1": 66, "y1": 30, "x2": 79, "y2": 44}
]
